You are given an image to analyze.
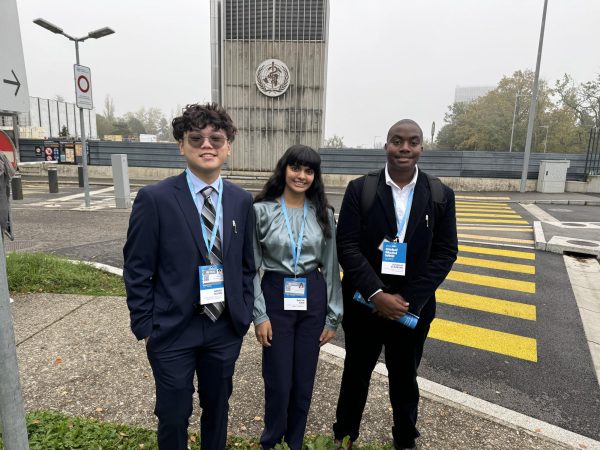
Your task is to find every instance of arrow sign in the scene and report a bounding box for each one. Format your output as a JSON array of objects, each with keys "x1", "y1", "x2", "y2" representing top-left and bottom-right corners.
[{"x1": 3, "y1": 70, "x2": 21, "y2": 96}]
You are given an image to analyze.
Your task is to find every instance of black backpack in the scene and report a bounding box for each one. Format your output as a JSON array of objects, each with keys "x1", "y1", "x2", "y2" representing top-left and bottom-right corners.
[{"x1": 360, "y1": 169, "x2": 446, "y2": 226}]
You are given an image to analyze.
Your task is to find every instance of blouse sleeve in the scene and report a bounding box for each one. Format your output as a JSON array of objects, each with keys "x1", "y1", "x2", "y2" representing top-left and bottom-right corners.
[
  {"x1": 252, "y1": 205, "x2": 269, "y2": 326},
  {"x1": 320, "y1": 208, "x2": 343, "y2": 330}
]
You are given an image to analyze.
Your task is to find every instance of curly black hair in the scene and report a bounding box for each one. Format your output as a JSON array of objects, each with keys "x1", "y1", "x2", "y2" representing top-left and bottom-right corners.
[
  {"x1": 255, "y1": 145, "x2": 332, "y2": 238},
  {"x1": 172, "y1": 103, "x2": 237, "y2": 142}
]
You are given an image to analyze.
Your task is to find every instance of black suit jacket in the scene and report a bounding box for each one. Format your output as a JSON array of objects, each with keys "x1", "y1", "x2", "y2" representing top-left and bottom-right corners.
[
  {"x1": 123, "y1": 172, "x2": 256, "y2": 350},
  {"x1": 336, "y1": 169, "x2": 458, "y2": 323}
]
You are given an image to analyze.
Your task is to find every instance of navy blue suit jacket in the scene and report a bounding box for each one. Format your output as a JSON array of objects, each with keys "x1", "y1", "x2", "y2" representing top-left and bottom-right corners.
[
  {"x1": 123, "y1": 172, "x2": 256, "y2": 350},
  {"x1": 336, "y1": 169, "x2": 458, "y2": 324}
]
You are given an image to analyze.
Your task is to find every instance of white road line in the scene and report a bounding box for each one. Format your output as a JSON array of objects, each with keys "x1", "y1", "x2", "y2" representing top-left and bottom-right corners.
[
  {"x1": 519, "y1": 203, "x2": 560, "y2": 223},
  {"x1": 26, "y1": 186, "x2": 115, "y2": 206}
]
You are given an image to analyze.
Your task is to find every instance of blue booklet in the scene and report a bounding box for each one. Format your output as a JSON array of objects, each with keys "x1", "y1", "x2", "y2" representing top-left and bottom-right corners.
[{"x1": 353, "y1": 291, "x2": 419, "y2": 329}]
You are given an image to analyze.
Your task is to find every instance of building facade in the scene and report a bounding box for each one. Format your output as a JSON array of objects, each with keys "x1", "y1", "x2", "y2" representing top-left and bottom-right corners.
[{"x1": 211, "y1": 0, "x2": 329, "y2": 171}]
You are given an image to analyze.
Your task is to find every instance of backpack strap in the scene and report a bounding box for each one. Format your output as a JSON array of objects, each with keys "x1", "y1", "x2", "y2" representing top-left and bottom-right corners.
[
  {"x1": 360, "y1": 169, "x2": 382, "y2": 221},
  {"x1": 425, "y1": 172, "x2": 445, "y2": 205}
]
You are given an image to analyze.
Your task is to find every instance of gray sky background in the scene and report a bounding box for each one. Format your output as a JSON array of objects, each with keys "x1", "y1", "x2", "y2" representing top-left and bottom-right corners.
[{"x1": 16, "y1": 0, "x2": 600, "y2": 147}]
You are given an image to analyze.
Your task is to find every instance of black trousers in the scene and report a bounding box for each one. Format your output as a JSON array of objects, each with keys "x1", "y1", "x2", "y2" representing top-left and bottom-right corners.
[
  {"x1": 146, "y1": 311, "x2": 242, "y2": 450},
  {"x1": 260, "y1": 270, "x2": 327, "y2": 450},
  {"x1": 333, "y1": 299, "x2": 430, "y2": 449}
]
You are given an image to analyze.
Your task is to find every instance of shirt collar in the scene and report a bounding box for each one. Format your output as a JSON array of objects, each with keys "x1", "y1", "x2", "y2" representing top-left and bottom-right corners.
[
  {"x1": 384, "y1": 164, "x2": 419, "y2": 191},
  {"x1": 186, "y1": 168, "x2": 221, "y2": 194}
]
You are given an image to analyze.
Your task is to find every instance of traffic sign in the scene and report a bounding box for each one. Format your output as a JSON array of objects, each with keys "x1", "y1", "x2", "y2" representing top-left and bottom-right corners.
[
  {"x1": 74, "y1": 64, "x2": 93, "y2": 110},
  {"x1": 0, "y1": 0, "x2": 30, "y2": 114}
]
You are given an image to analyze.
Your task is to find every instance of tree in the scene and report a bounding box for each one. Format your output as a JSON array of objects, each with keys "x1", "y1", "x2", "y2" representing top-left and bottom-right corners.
[
  {"x1": 103, "y1": 95, "x2": 116, "y2": 122},
  {"x1": 323, "y1": 135, "x2": 345, "y2": 148},
  {"x1": 157, "y1": 117, "x2": 173, "y2": 142},
  {"x1": 123, "y1": 113, "x2": 147, "y2": 135},
  {"x1": 436, "y1": 70, "x2": 587, "y2": 153},
  {"x1": 554, "y1": 73, "x2": 600, "y2": 129},
  {"x1": 54, "y1": 94, "x2": 65, "y2": 102},
  {"x1": 59, "y1": 125, "x2": 69, "y2": 137}
]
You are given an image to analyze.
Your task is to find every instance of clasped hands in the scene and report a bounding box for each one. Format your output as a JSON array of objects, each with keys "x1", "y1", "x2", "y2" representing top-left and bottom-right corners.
[{"x1": 370, "y1": 291, "x2": 409, "y2": 321}]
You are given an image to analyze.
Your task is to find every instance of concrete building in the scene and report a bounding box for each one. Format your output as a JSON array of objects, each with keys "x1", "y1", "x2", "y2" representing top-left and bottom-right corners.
[
  {"x1": 211, "y1": 0, "x2": 329, "y2": 171},
  {"x1": 454, "y1": 85, "x2": 495, "y2": 104}
]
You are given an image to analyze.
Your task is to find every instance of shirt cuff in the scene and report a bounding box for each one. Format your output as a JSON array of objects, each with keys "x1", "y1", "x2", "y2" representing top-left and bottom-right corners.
[
  {"x1": 368, "y1": 289, "x2": 383, "y2": 301},
  {"x1": 253, "y1": 313, "x2": 269, "y2": 326}
]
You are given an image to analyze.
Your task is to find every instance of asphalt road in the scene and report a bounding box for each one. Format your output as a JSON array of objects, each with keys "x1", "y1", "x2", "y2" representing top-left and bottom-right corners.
[{"x1": 8, "y1": 182, "x2": 600, "y2": 440}]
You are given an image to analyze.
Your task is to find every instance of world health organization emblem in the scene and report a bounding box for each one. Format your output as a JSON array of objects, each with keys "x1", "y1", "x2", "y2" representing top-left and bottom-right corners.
[{"x1": 255, "y1": 59, "x2": 290, "y2": 97}]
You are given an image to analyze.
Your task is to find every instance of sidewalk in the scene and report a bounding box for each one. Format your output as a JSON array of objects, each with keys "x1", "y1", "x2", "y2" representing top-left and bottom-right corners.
[{"x1": 10, "y1": 292, "x2": 600, "y2": 449}]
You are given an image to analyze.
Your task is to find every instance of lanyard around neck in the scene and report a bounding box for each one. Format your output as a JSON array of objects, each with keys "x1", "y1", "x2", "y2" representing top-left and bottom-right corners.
[
  {"x1": 391, "y1": 186, "x2": 414, "y2": 241},
  {"x1": 186, "y1": 170, "x2": 223, "y2": 256},
  {"x1": 280, "y1": 196, "x2": 308, "y2": 276}
]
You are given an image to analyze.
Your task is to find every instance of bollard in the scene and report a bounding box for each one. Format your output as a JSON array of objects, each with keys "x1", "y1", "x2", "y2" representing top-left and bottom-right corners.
[
  {"x1": 111, "y1": 154, "x2": 131, "y2": 209},
  {"x1": 48, "y1": 168, "x2": 59, "y2": 193},
  {"x1": 11, "y1": 174, "x2": 23, "y2": 200},
  {"x1": 78, "y1": 165, "x2": 84, "y2": 187}
]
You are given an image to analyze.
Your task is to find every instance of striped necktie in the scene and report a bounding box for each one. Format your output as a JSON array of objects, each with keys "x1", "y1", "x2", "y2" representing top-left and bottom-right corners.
[{"x1": 200, "y1": 186, "x2": 225, "y2": 321}]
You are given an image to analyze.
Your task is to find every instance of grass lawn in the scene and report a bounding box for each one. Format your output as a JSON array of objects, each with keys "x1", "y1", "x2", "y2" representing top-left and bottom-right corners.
[{"x1": 6, "y1": 252, "x2": 125, "y2": 297}]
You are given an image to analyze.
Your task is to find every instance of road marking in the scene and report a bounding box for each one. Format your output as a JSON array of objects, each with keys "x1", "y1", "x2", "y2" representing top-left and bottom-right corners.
[
  {"x1": 437, "y1": 289, "x2": 536, "y2": 320},
  {"x1": 455, "y1": 256, "x2": 535, "y2": 274},
  {"x1": 457, "y1": 201, "x2": 510, "y2": 207},
  {"x1": 26, "y1": 186, "x2": 115, "y2": 206},
  {"x1": 458, "y1": 234, "x2": 534, "y2": 245},
  {"x1": 458, "y1": 239, "x2": 535, "y2": 250},
  {"x1": 519, "y1": 203, "x2": 560, "y2": 223},
  {"x1": 458, "y1": 218, "x2": 529, "y2": 225},
  {"x1": 456, "y1": 196, "x2": 511, "y2": 201},
  {"x1": 457, "y1": 212, "x2": 522, "y2": 218},
  {"x1": 447, "y1": 271, "x2": 536, "y2": 293},
  {"x1": 429, "y1": 319, "x2": 538, "y2": 362},
  {"x1": 456, "y1": 207, "x2": 514, "y2": 212},
  {"x1": 458, "y1": 244, "x2": 535, "y2": 260},
  {"x1": 458, "y1": 226, "x2": 532, "y2": 231}
]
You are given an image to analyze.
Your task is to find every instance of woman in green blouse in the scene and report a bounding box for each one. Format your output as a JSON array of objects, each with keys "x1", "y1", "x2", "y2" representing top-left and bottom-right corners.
[{"x1": 253, "y1": 145, "x2": 343, "y2": 450}]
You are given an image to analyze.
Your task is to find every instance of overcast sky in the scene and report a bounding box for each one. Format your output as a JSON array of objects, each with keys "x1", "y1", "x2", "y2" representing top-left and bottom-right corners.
[{"x1": 15, "y1": 0, "x2": 600, "y2": 147}]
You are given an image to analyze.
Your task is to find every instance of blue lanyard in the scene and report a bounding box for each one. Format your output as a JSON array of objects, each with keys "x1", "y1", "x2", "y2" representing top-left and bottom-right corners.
[
  {"x1": 391, "y1": 187, "x2": 414, "y2": 241},
  {"x1": 280, "y1": 196, "x2": 308, "y2": 276},
  {"x1": 186, "y1": 170, "x2": 223, "y2": 256}
]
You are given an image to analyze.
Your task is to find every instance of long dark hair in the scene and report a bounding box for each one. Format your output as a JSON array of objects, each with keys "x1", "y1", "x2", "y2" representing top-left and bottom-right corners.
[{"x1": 255, "y1": 145, "x2": 332, "y2": 238}]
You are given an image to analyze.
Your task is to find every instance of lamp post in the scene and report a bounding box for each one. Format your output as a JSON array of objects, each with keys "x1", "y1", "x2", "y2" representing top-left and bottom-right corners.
[
  {"x1": 33, "y1": 18, "x2": 115, "y2": 207},
  {"x1": 373, "y1": 136, "x2": 381, "y2": 149},
  {"x1": 539, "y1": 125, "x2": 549, "y2": 153},
  {"x1": 520, "y1": 0, "x2": 549, "y2": 192},
  {"x1": 509, "y1": 91, "x2": 526, "y2": 152}
]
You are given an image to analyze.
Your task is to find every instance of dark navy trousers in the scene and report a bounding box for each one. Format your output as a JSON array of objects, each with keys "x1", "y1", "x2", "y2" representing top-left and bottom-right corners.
[
  {"x1": 260, "y1": 270, "x2": 327, "y2": 450},
  {"x1": 146, "y1": 311, "x2": 242, "y2": 450}
]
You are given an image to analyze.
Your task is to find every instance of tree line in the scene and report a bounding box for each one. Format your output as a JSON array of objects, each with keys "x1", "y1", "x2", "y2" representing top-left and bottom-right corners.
[
  {"x1": 96, "y1": 95, "x2": 177, "y2": 142},
  {"x1": 436, "y1": 70, "x2": 600, "y2": 153}
]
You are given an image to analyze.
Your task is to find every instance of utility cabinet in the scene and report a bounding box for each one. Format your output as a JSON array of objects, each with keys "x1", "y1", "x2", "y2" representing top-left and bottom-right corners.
[{"x1": 537, "y1": 160, "x2": 570, "y2": 193}]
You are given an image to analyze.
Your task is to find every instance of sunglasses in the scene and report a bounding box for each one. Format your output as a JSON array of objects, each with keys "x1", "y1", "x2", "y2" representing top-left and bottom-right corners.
[{"x1": 186, "y1": 134, "x2": 228, "y2": 148}]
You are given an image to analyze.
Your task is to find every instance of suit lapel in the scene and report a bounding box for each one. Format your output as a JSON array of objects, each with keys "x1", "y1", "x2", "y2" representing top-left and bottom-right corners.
[
  {"x1": 221, "y1": 180, "x2": 233, "y2": 259},
  {"x1": 404, "y1": 172, "x2": 428, "y2": 243},
  {"x1": 375, "y1": 171, "x2": 397, "y2": 233},
  {"x1": 173, "y1": 172, "x2": 209, "y2": 263}
]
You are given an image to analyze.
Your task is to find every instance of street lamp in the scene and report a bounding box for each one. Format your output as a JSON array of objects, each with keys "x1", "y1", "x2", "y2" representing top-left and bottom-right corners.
[
  {"x1": 509, "y1": 91, "x2": 527, "y2": 153},
  {"x1": 539, "y1": 125, "x2": 549, "y2": 153},
  {"x1": 33, "y1": 18, "x2": 115, "y2": 208}
]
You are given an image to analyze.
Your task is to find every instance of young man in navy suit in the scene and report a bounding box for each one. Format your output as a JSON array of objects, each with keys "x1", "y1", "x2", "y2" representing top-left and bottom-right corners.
[
  {"x1": 124, "y1": 103, "x2": 256, "y2": 450},
  {"x1": 333, "y1": 120, "x2": 458, "y2": 450}
]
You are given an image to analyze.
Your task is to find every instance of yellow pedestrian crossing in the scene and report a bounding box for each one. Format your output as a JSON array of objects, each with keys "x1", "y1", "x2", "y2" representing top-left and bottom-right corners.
[
  {"x1": 458, "y1": 218, "x2": 528, "y2": 225},
  {"x1": 446, "y1": 270, "x2": 536, "y2": 293},
  {"x1": 455, "y1": 256, "x2": 535, "y2": 275},
  {"x1": 456, "y1": 195, "x2": 511, "y2": 201},
  {"x1": 437, "y1": 289, "x2": 536, "y2": 320},
  {"x1": 432, "y1": 197, "x2": 539, "y2": 362},
  {"x1": 458, "y1": 245, "x2": 535, "y2": 260},
  {"x1": 457, "y1": 212, "x2": 521, "y2": 218},
  {"x1": 429, "y1": 319, "x2": 538, "y2": 362}
]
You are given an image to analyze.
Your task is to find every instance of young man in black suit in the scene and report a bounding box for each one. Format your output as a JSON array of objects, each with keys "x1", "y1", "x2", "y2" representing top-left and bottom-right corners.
[
  {"x1": 124, "y1": 103, "x2": 256, "y2": 450},
  {"x1": 333, "y1": 119, "x2": 458, "y2": 450}
]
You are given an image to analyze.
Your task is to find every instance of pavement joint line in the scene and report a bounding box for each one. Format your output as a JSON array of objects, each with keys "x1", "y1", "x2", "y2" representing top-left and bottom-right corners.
[
  {"x1": 320, "y1": 344, "x2": 599, "y2": 450},
  {"x1": 15, "y1": 296, "x2": 96, "y2": 347},
  {"x1": 69, "y1": 260, "x2": 600, "y2": 448},
  {"x1": 564, "y1": 255, "x2": 600, "y2": 388}
]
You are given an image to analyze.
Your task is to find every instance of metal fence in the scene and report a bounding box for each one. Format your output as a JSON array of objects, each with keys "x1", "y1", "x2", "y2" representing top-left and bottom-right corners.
[
  {"x1": 584, "y1": 128, "x2": 600, "y2": 179},
  {"x1": 18, "y1": 139, "x2": 587, "y2": 180}
]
